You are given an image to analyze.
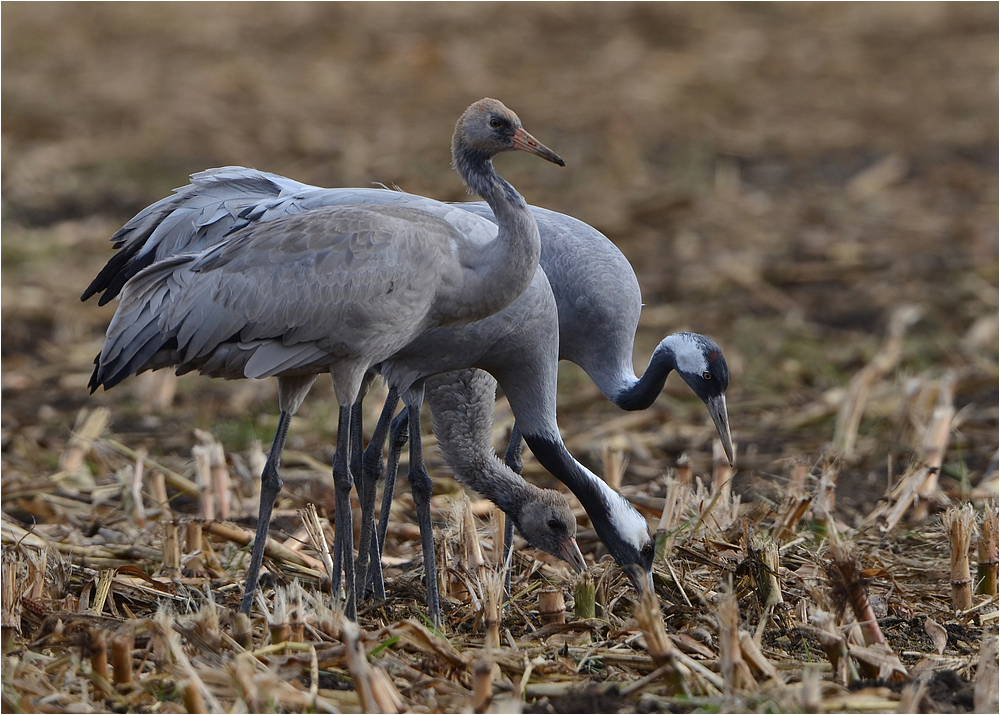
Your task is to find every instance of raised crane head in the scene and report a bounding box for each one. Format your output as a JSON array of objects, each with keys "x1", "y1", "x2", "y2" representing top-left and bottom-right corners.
[
  {"x1": 661, "y1": 332, "x2": 734, "y2": 466},
  {"x1": 514, "y1": 489, "x2": 587, "y2": 572},
  {"x1": 452, "y1": 98, "x2": 565, "y2": 170}
]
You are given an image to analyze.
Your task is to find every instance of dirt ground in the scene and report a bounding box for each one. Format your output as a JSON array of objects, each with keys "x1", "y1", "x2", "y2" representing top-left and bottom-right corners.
[{"x1": 1, "y1": 4, "x2": 998, "y2": 713}]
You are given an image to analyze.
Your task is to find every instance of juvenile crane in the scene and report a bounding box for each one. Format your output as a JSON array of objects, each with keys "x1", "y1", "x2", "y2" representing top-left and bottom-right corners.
[
  {"x1": 88, "y1": 99, "x2": 565, "y2": 619},
  {"x1": 425, "y1": 368, "x2": 587, "y2": 574}
]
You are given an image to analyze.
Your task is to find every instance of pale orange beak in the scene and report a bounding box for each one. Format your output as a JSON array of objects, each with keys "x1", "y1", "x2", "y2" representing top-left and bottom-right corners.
[{"x1": 511, "y1": 127, "x2": 565, "y2": 166}]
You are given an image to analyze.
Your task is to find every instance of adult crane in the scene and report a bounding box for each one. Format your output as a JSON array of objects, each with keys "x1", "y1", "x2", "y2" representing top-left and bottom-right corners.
[
  {"x1": 88, "y1": 98, "x2": 565, "y2": 620},
  {"x1": 452, "y1": 203, "x2": 734, "y2": 469}
]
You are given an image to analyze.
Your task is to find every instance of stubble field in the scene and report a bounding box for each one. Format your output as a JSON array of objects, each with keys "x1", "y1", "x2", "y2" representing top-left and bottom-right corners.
[{"x1": 2, "y1": 3, "x2": 998, "y2": 713}]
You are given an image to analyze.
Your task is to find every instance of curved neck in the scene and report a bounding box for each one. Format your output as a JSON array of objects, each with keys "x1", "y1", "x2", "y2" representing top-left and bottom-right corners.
[
  {"x1": 522, "y1": 433, "x2": 647, "y2": 552},
  {"x1": 613, "y1": 342, "x2": 677, "y2": 411},
  {"x1": 427, "y1": 369, "x2": 533, "y2": 520},
  {"x1": 448, "y1": 150, "x2": 541, "y2": 321}
]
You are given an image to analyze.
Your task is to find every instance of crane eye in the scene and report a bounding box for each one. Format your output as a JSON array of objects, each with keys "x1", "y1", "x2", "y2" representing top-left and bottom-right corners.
[
  {"x1": 489, "y1": 117, "x2": 503, "y2": 129},
  {"x1": 702, "y1": 371, "x2": 712, "y2": 380},
  {"x1": 547, "y1": 518, "x2": 561, "y2": 530}
]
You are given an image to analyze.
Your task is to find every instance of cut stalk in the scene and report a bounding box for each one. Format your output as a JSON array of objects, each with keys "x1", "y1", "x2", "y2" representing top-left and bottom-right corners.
[
  {"x1": 111, "y1": 632, "x2": 134, "y2": 687},
  {"x1": 538, "y1": 587, "x2": 566, "y2": 625},
  {"x1": 943, "y1": 503, "x2": 976, "y2": 611},
  {"x1": 573, "y1": 572, "x2": 596, "y2": 620}
]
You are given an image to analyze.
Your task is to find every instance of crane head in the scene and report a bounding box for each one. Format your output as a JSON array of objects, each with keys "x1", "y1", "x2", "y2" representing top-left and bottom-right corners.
[
  {"x1": 453, "y1": 98, "x2": 565, "y2": 167},
  {"x1": 514, "y1": 489, "x2": 587, "y2": 573},
  {"x1": 661, "y1": 332, "x2": 735, "y2": 466}
]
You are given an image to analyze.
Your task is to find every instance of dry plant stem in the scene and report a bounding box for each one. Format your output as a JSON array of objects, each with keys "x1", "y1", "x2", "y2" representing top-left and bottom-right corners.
[
  {"x1": 750, "y1": 535, "x2": 783, "y2": 609},
  {"x1": 182, "y1": 680, "x2": 206, "y2": 714},
  {"x1": 978, "y1": 500, "x2": 998, "y2": 596},
  {"x1": 105, "y1": 438, "x2": 201, "y2": 495},
  {"x1": 827, "y1": 534, "x2": 885, "y2": 648},
  {"x1": 603, "y1": 444, "x2": 627, "y2": 492},
  {"x1": 2, "y1": 551, "x2": 22, "y2": 652},
  {"x1": 233, "y1": 612, "x2": 253, "y2": 650},
  {"x1": 574, "y1": 572, "x2": 596, "y2": 620},
  {"x1": 815, "y1": 463, "x2": 838, "y2": 525},
  {"x1": 129, "y1": 449, "x2": 147, "y2": 527},
  {"x1": 490, "y1": 506, "x2": 505, "y2": 569},
  {"x1": 111, "y1": 632, "x2": 133, "y2": 687},
  {"x1": 202, "y1": 520, "x2": 316, "y2": 569},
  {"x1": 59, "y1": 407, "x2": 110, "y2": 474},
  {"x1": 185, "y1": 522, "x2": 204, "y2": 572},
  {"x1": 473, "y1": 656, "x2": 493, "y2": 713},
  {"x1": 635, "y1": 588, "x2": 671, "y2": 664},
  {"x1": 192, "y1": 445, "x2": 215, "y2": 520},
  {"x1": 810, "y1": 611, "x2": 850, "y2": 685},
  {"x1": 91, "y1": 569, "x2": 115, "y2": 615},
  {"x1": 712, "y1": 439, "x2": 731, "y2": 502},
  {"x1": 161, "y1": 522, "x2": 181, "y2": 579},
  {"x1": 676, "y1": 453, "x2": 692, "y2": 487},
  {"x1": 148, "y1": 470, "x2": 168, "y2": 513},
  {"x1": 974, "y1": 635, "x2": 999, "y2": 714},
  {"x1": 210, "y1": 442, "x2": 230, "y2": 521},
  {"x1": 483, "y1": 569, "x2": 503, "y2": 650},
  {"x1": 716, "y1": 588, "x2": 756, "y2": 694},
  {"x1": 343, "y1": 619, "x2": 402, "y2": 714},
  {"x1": 655, "y1": 477, "x2": 687, "y2": 561},
  {"x1": 918, "y1": 375, "x2": 955, "y2": 488},
  {"x1": 300, "y1": 504, "x2": 335, "y2": 592},
  {"x1": 833, "y1": 305, "x2": 919, "y2": 456},
  {"x1": 88, "y1": 627, "x2": 109, "y2": 682},
  {"x1": 739, "y1": 631, "x2": 778, "y2": 681},
  {"x1": 538, "y1": 587, "x2": 566, "y2": 625},
  {"x1": 943, "y1": 503, "x2": 976, "y2": 611}
]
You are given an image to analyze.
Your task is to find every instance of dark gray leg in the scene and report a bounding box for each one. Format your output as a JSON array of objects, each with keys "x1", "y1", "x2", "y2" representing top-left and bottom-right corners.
[
  {"x1": 349, "y1": 400, "x2": 364, "y2": 484},
  {"x1": 241, "y1": 411, "x2": 292, "y2": 615},
  {"x1": 405, "y1": 401, "x2": 440, "y2": 628},
  {"x1": 373, "y1": 409, "x2": 409, "y2": 586},
  {"x1": 332, "y1": 405, "x2": 357, "y2": 620},
  {"x1": 504, "y1": 423, "x2": 524, "y2": 474},
  {"x1": 355, "y1": 387, "x2": 399, "y2": 600}
]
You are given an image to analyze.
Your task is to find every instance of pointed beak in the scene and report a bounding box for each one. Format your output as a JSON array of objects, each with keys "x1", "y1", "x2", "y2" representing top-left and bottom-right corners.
[
  {"x1": 706, "y1": 394, "x2": 735, "y2": 467},
  {"x1": 511, "y1": 127, "x2": 565, "y2": 166},
  {"x1": 622, "y1": 563, "x2": 654, "y2": 595},
  {"x1": 558, "y1": 537, "x2": 587, "y2": 573}
]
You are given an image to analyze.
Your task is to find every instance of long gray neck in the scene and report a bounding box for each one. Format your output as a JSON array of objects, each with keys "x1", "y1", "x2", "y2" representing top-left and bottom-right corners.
[
  {"x1": 448, "y1": 149, "x2": 541, "y2": 322},
  {"x1": 426, "y1": 368, "x2": 534, "y2": 519}
]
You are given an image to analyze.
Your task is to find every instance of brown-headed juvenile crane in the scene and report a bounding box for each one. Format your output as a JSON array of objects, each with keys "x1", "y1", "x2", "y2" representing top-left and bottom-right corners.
[{"x1": 88, "y1": 99, "x2": 564, "y2": 620}]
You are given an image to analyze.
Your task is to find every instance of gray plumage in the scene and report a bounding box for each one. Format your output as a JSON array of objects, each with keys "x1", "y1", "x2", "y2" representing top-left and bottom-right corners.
[
  {"x1": 87, "y1": 98, "x2": 565, "y2": 623},
  {"x1": 85, "y1": 156, "x2": 734, "y2": 609},
  {"x1": 425, "y1": 368, "x2": 585, "y2": 572}
]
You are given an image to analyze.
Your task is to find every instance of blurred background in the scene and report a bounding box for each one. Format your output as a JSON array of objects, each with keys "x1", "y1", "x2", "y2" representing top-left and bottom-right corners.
[{"x1": 2, "y1": 3, "x2": 997, "y2": 522}]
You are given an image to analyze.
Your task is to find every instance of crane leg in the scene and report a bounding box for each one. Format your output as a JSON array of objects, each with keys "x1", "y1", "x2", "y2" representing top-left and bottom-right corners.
[
  {"x1": 349, "y1": 400, "x2": 364, "y2": 487},
  {"x1": 240, "y1": 410, "x2": 292, "y2": 615},
  {"x1": 370, "y1": 409, "x2": 409, "y2": 598},
  {"x1": 405, "y1": 401, "x2": 441, "y2": 628},
  {"x1": 331, "y1": 405, "x2": 357, "y2": 620},
  {"x1": 504, "y1": 423, "x2": 524, "y2": 474},
  {"x1": 356, "y1": 387, "x2": 398, "y2": 600}
]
